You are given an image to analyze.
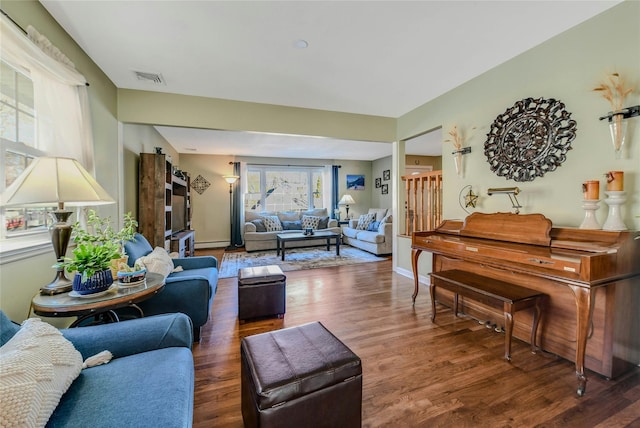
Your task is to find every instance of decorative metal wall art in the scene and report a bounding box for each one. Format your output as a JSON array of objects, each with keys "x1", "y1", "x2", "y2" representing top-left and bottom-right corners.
[
  {"x1": 191, "y1": 174, "x2": 211, "y2": 195},
  {"x1": 484, "y1": 97, "x2": 577, "y2": 182}
]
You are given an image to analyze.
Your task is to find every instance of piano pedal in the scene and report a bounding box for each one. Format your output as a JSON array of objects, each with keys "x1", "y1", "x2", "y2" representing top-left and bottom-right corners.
[{"x1": 494, "y1": 326, "x2": 505, "y2": 333}]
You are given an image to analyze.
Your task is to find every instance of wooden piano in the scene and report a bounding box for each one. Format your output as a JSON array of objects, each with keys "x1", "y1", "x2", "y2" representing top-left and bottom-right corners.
[{"x1": 411, "y1": 212, "x2": 640, "y2": 396}]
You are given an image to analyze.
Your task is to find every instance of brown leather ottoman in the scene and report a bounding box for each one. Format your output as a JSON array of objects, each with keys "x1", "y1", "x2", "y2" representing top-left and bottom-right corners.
[
  {"x1": 238, "y1": 265, "x2": 286, "y2": 321},
  {"x1": 241, "y1": 322, "x2": 362, "y2": 427}
]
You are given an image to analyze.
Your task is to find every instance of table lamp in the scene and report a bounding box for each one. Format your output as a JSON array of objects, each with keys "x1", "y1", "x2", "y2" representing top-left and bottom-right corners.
[
  {"x1": 338, "y1": 194, "x2": 356, "y2": 219},
  {"x1": 0, "y1": 157, "x2": 115, "y2": 294}
]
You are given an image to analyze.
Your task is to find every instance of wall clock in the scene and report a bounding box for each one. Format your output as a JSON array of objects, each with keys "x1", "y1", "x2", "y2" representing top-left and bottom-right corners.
[{"x1": 484, "y1": 97, "x2": 577, "y2": 182}]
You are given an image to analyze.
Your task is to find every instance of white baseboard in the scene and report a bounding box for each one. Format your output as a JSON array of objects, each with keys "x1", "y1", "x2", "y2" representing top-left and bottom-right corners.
[
  {"x1": 195, "y1": 241, "x2": 228, "y2": 249},
  {"x1": 394, "y1": 266, "x2": 430, "y2": 285}
]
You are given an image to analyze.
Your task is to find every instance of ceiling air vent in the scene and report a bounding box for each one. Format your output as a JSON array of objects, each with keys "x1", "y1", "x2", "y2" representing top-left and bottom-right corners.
[{"x1": 133, "y1": 71, "x2": 165, "y2": 85}]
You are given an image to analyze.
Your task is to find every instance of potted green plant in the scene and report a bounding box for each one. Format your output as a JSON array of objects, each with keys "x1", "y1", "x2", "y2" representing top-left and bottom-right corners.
[
  {"x1": 59, "y1": 242, "x2": 121, "y2": 294},
  {"x1": 71, "y1": 209, "x2": 138, "y2": 277},
  {"x1": 55, "y1": 210, "x2": 139, "y2": 294}
]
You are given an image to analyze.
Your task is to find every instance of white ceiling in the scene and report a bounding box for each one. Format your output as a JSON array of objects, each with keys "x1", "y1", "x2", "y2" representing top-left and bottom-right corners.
[{"x1": 41, "y1": 0, "x2": 620, "y2": 160}]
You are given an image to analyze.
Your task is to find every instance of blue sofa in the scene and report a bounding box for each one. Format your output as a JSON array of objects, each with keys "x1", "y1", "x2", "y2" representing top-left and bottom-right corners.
[
  {"x1": 123, "y1": 233, "x2": 218, "y2": 341},
  {"x1": 0, "y1": 311, "x2": 194, "y2": 428}
]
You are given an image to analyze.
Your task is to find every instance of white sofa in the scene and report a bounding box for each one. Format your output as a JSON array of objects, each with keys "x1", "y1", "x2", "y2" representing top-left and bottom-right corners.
[
  {"x1": 243, "y1": 208, "x2": 341, "y2": 252},
  {"x1": 342, "y1": 208, "x2": 392, "y2": 255}
]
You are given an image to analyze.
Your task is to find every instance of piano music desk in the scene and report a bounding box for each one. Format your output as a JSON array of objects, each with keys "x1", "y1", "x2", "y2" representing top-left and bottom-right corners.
[{"x1": 430, "y1": 269, "x2": 546, "y2": 361}]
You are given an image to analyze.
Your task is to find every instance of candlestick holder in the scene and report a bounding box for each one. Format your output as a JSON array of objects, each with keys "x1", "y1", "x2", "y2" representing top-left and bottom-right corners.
[
  {"x1": 602, "y1": 191, "x2": 627, "y2": 231},
  {"x1": 579, "y1": 200, "x2": 601, "y2": 230}
]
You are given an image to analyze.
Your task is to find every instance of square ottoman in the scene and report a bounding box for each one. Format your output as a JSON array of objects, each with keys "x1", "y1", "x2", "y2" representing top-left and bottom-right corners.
[
  {"x1": 241, "y1": 322, "x2": 362, "y2": 428},
  {"x1": 238, "y1": 265, "x2": 286, "y2": 321}
]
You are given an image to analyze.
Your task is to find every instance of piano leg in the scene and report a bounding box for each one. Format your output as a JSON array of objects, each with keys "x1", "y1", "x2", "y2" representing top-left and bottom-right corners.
[
  {"x1": 503, "y1": 303, "x2": 514, "y2": 361},
  {"x1": 411, "y1": 248, "x2": 423, "y2": 304},
  {"x1": 569, "y1": 285, "x2": 595, "y2": 397},
  {"x1": 530, "y1": 297, "x2": 543, "y2": 353}
]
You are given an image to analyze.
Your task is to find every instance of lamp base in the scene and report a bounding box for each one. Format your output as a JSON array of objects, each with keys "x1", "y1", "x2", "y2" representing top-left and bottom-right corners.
[
  {"x1": 225, "y1": 244, "x2": 244, "y2": 252},
  {"x1": 40, "y1": 269, "x2": 72, "y2": 295}
]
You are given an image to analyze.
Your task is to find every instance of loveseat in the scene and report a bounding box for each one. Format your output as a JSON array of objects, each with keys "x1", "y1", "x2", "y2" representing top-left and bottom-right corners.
[
  {"x1": 243, "y1": 208, "x2": 341, "y2": 252},
  {"x1": 0, "y1": 311, "x2": 194, "y2": 428},
  {"x1": 123, "y1": 233, "x2": 218, "y2": 341},
  {"x1": 342, "y1": 208, "x2": 393, "y2": 255}
]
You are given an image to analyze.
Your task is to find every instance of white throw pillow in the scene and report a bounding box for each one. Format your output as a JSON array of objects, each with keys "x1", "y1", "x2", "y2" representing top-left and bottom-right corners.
[
  {"x1": 261, "y1": 215, "x2": 283, "y2": 232},
  {"x1": 0, "y1": 318, "x2": 83, "y2": 427},
  {"x1": 136, "y1": 246, "x2": 174, "y2": 278},
  {"x1": 301, "y1": 215, "x2": 321, "y2": 230},
  {"x1": 356, "y1": 213, "x2": 376, "y2": 230}
]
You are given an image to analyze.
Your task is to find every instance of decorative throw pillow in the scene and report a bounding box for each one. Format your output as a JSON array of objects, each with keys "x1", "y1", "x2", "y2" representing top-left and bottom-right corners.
[
  {"x1": 368, "y1": 208, "x2": 388, "y2": 221},
  {"x1": 262, "y1": 215, "x2": 283, "y2": 232},
  {"x1": 356, "y1": 213, "x2": 376, "y2": 230},
  {"x1": 0, "y1": 318, "x2": 83, "y2": 427},
  {"x1": 380, "y1": 214, "x2": 393, "y2": 224},
  {"x1": 367, "y1": 221, "x2": 381, "y2": 231},
  {"x1": 282, "y1": 220, "x2": 303, "y2": 230},
  {"x1": 251, "y1": 219, "x2": 267, "y2": 232},
  {"x1": 136, "y1": 247, "x2": 174, "y2": 278},
  {"x1": 317, "y1": 216, "x2": 329, "y2": 229},
  {"x1": 301, "y1": 215, "x2": 321, "y2": 230}
]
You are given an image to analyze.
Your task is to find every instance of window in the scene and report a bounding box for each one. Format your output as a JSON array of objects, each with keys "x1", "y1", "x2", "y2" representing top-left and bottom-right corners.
[
  {"x1": 0, "y1": 60, "x2": 54, "y2": 239},
  {"x1": 245, "y1": 166, "x2": 324, "y2": 213}
]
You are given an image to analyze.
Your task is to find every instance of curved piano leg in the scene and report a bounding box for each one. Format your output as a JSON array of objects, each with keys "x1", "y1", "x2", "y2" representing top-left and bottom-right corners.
[
  {"x1": 568, "y1": 285, "x2": 594, "y2": 397},
  {"x1": 503, "y1": 304, "x2": 514, "y2": 361},
  {"x1": 411, "y1": 248, "x2": 423, "y2": 305}
]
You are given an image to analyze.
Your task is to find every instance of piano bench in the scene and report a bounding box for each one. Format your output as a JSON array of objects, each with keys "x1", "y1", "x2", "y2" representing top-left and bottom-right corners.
[{"x1": 429, "y1": 269, "x2": 546, "y2": 361}]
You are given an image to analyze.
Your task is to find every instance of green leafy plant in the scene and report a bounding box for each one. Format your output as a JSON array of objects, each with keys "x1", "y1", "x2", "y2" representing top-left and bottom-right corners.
[
  {"x1": 56, "y1": 242, "x2": 121, "y2": 282},
  {"x1": 72, "y1": 209, "x2": 138, "y2": 256},
  {"x1": 55, "y1": 210, "x2": 139, "y2": 281}
]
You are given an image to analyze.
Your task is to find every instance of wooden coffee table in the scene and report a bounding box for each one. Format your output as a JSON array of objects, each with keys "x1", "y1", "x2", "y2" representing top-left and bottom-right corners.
[
  {"x1": 276, "y1": 231, "x2": 341, "y2": 261},
  {"x1": 31, "y1": 272, "x2": 165, "y2": 327}
]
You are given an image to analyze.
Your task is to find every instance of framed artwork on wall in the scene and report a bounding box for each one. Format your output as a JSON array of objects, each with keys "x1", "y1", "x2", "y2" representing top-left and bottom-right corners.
[
  {"x1": 381, "y1": 184, "x2": 388, "y2": 195},
  {"x1": 375, "y1": 178, "x2": 381, "y2": 188},
  {"x1": 383, "y1": 170, "x2": 390, "y2": 181},
  {"x1": 347, "y1": 174, "x2": 365, "y2": 190}
]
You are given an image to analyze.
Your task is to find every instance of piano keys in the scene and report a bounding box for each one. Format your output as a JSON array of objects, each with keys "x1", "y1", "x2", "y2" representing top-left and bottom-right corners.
[{"x1": 411, "y1": 212, "x2": 640, "y2": 396}]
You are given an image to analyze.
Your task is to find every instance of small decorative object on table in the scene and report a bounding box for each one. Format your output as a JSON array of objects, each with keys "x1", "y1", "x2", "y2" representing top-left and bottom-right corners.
[
  {"x1": 116, "y1": 262, "x2": 147, "y2": 286},
  {"x1": 303, "y1": 228, "x2": 314, "y2": 236}
]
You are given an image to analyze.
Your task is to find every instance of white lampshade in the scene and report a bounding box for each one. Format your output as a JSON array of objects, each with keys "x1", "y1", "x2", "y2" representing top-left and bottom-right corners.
[
  {"x1": 223, "y1": 175, "x2": 239, "y2": 184},
  {"x1": 338, "y1": 194, "x2": 356, "y2": 205},
  {"x1": 0, "y1": 157, "x2": 114, "y2": 207}
]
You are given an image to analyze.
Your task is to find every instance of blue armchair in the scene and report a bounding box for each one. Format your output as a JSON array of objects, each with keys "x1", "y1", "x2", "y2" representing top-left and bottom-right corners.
[
  {"x1": 123, "y1": 233, "x2": 218, "y2": 341},
  {"x1": 0, "y1": 311, "x2": 194, "y2": 428}
]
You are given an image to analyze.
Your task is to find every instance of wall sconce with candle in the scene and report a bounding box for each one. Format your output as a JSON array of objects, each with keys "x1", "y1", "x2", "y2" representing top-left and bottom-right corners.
[
  {"x1": 593, "y1": 73, "x2": 638, "y2": 159},
  {"x1": 445, "y1": 125, "x2": 473, "y2": 178}
]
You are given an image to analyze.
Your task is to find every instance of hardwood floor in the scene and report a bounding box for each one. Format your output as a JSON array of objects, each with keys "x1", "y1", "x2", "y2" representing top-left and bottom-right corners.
[{"x1": 192, "y1": 251, "x2": 640, "y2": 427}]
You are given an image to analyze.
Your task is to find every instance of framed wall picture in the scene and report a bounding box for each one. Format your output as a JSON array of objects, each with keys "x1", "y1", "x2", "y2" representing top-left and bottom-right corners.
[
  {"x1": 375, "y1": 177, "x2": 381, "y2": 188},
  {"x1": 346, "y1": 174, "x2": 365, "y2": 190},
  {"x1": 381, "y1": 184, "x2": 388, "y2": 195},
  {"x1": 383, "y1": 170, "x2": 390, "y2": 181}
]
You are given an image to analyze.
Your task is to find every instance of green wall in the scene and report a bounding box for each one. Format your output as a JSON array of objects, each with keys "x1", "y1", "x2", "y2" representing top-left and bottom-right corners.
[
  {"x1": 395, "y1": 0, "x2": 640, "y2": 273},
  {"x1": 0, "y1": 1, "x2": 120, "y2": 324}
]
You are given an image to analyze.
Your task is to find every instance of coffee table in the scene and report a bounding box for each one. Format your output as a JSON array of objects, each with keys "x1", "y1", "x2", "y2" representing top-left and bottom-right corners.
[
  {"x1": 276, "y1": 231, "x2": 341, "y2": 261},
  {"x1": 31, "y1": 272, "x2": 165, "y2": 327}
]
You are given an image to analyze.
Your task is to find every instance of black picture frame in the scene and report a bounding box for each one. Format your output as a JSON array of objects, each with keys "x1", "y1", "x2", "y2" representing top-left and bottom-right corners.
[
  {"x1": 383, "y1": 170, "x2": 390, "y2": 181},
  {"x1": 375, "y1": 178, "x2": 381, "y2": 188},
  {"x1": 381, "y1": 184, "x2": 388, "y2": 195}
]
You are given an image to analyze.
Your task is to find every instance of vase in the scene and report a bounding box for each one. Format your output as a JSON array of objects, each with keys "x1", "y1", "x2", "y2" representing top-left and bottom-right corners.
[
  {"x1": 453, "y1": 151, "x2": 463, "y2": 178},
  {"x1": 609, "y1": 114, "x2": 627, "y2": 159},
  {"x1": 72, "y1": 269, "x2": 114, "y2": 295}
]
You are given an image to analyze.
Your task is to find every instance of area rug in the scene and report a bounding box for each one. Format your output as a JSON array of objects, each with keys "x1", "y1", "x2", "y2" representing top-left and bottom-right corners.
[{"x1": 219, "y1": 246, "x2": 386, "y2": 278}]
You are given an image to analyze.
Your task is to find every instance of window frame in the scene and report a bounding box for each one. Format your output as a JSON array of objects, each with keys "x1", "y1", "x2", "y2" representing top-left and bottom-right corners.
[{"x1": 245, "y1": 165, "x2": 325, "y2": 213}]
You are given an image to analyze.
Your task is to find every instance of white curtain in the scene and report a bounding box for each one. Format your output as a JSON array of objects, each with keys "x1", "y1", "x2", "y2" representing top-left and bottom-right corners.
[{"x1": 0, "y1": 15, "x2": 94, "y2": 171}]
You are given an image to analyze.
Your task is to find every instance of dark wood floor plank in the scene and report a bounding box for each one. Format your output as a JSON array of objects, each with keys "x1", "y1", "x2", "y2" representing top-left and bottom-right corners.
[{"x1": 192, "y1": 252, "x2": 640, "y2": 427}]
